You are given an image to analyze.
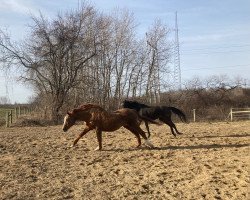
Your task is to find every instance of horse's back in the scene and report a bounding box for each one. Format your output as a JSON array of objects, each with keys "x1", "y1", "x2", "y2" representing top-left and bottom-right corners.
[{"x1": 115, "y1": 108, "x2": 138, "y2": 117}]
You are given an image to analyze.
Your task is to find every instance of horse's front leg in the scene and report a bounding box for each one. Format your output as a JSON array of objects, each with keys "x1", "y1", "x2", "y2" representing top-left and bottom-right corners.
[
  {"x1": 72, "y1": 126, "x2": 92, "y2": 147},
  {"x1": 95, "y1": 128, "x2": 103, "y2": 151}
]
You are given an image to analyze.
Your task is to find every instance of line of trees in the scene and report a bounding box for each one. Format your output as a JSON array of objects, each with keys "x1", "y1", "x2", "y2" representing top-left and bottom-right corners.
[
  {"x1": 0, "y1": 3, "x2": 171, "y2": 123},
  {"x1": 1, "y1": 3, "x2": 249, "y2": 123}
]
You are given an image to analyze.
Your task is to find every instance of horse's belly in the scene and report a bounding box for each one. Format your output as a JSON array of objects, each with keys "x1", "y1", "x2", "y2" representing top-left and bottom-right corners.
[
  {"x1": 101, "y1": 122, "x2": 123, "y2": 132},
  {"x1": 102, "y1": 126, "x2": 122, "y2": 132},
  {"x1": 98, "y1": 115, "x2": 125, "y2": 132}
]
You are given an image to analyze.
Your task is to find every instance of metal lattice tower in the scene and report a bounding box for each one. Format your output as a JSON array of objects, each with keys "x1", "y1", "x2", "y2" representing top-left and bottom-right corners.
[{"x1": 173, "y1": 11, "x2": 181, "y2": 90}]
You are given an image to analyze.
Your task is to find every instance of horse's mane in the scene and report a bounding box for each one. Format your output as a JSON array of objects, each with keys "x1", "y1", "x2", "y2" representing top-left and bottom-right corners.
[
  {"x1": 72, "y1": 103, "x2": 105, "y2": 113},
  {"x1": 123, "y1": 100, "x2": 150, "y2": 108}
]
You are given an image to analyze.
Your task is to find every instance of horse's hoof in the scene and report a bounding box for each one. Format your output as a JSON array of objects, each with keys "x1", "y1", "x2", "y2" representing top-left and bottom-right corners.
[
  {"x1": 94, "y1": 146, "x2": 102, "y2": 151},
  {"x1": 144, "y1": 139, "x2": 154, "y2": 148},
  {"x1": 70, "y1": 144, "x2": 75, "y2": 148},
  {"x1": 178, "y1": 132, "x2": 183, "y2": 135}
]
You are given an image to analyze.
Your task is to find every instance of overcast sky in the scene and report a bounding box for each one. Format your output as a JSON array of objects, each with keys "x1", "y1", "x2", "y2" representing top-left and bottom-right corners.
[{"x1": 0, "y1": 0, "x2": 250, "y2": 103}]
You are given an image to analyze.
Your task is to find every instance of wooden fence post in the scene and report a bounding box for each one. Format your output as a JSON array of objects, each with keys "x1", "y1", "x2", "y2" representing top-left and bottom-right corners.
[
  {"x1": 10, "y1": 110, "x2": 13, "y2": 124},
  {"x1": 193, "y1": 109, "x2": 196, "y2": 122},
  {"x1": 230, "y1": 108, "x2": 233, "y2": 122},
  {"x1": 6, "y1": 111, "x2": 9, "y2": 128},
  {"x1": 15, "y1": 107, "x2": 18, "y2": 120}
]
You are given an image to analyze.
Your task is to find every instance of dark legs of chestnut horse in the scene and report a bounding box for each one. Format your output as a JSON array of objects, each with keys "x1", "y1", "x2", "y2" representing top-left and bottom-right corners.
[
  {"x1": 95, "y1": 126, "x2": 154, "y2": 151},
  {"x1": 124, "y1": 126, "x2": 142, "y2": 147},
  {"x1": 124, "y1": 125, "x2": 154, "y2": 148},
  {"x1": 72, "y1": 125, "x2": 154, "y2": 150},
  {"x1": 95, "y1": 128, "x2": 102, "y2": 151},
  {"x1": 72, "y1": 126, "x2": 93, "y2": 147},
  {"x1": 159, "y1": 117, "x2": 183, "y2": 137}
]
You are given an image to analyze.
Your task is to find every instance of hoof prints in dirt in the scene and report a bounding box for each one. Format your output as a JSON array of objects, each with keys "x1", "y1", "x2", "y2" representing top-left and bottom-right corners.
[{"x1": 0, "y1": 122, "x2": 249, "y2": 199}]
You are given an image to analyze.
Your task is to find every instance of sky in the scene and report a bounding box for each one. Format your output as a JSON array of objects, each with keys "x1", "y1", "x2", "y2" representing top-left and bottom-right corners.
[{"x1": 0, "y1": 0, "x2": 250, "y2": 103}]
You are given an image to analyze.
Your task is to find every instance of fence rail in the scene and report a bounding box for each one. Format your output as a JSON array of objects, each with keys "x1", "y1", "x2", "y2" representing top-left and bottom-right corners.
[
  {"x1": 229, "y1": 108, "x2": 250, "y2": 121},
  {"x1": 1, "y1": 106, "x2": 249, "y2": 126},
  {"x1": 0, "y1": 106, "x2": 31, "y2": 127}
]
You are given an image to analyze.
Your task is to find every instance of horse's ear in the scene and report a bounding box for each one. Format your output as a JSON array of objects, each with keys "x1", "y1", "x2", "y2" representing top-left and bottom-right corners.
[{"x1": 67, "y1": 111, "x2": 72, "y2": 115}]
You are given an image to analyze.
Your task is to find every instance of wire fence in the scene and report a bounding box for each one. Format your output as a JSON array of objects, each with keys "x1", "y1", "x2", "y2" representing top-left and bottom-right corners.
[
  {"x1": 0, "y1": 106, "x2": 32, "y2": 127},
  {"x1": 186, "y1": 108, "x2": 250, "y2": 122},
  {"x1": 1, "y1": 106, "x2": 249, "y2": 127}
]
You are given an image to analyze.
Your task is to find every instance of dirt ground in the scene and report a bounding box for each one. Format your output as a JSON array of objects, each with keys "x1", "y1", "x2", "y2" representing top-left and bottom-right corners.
[{"x1": 0, "y1": 121, "x2": 249, "y2": 200}]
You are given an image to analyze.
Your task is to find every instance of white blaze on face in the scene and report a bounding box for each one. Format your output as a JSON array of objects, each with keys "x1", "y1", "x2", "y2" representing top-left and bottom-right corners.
[{"x1": 63, "y1": 115, "x2": 69, "y2": 130}]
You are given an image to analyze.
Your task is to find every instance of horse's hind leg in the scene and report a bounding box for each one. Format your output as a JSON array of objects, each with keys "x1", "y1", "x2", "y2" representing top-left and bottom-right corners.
[
  {"x1": 124, "y1": 126, "x2": 142, "y2": 148},
  {"x1": 126, "y1": 125, "x2": 154, "y2": 148},
  {"x1": 168, "y1": 120, "x2": 183, "y2": 135},
  {"x1": 159, "y1": 117, "x2": 180, "y2": 137},
  {"x1": 138, "y1": 125, "x2": 154, "y2": 148},
  {"x1": 144, "y1": 121, "x2": 151, "y2": 138},
  {"x1": 95, "y1": 128, "x2": 103, "y2": 151}
]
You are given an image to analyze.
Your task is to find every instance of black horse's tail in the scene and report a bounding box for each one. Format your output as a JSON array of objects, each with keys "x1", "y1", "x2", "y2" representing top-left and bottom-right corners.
[{"x1": 169, "y1": 107, "x2": 187, "y2": 122}]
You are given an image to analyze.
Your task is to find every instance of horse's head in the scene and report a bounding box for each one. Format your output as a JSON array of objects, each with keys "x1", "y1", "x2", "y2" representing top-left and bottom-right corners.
[{"x1": 62, "y1": 112, "x2": 76, "y2": 132}]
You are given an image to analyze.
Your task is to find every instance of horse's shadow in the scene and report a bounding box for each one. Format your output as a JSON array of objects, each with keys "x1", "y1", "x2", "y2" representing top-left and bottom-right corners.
[
  {"x1": 75, "y1": 133, "x2": 250, "y2": 152},
  {"x1": 182, "y1": 133, "x2": 250, "y2": 139},
  {"x1": 102, "y1": 143, "x2": 249, "y2": 152},
  {"x1": 155, "y1": 143, "x2": 249, "y2": 151}
]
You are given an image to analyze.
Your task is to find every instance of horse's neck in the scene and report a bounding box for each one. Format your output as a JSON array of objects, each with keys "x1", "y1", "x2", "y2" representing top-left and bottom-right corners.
[
  {"x1": 131, "y1": 103, "x2": 149, "y2": 111},
  {"x1": 74, "y1": 110, "x2": 91, "y2": 121},
  {"x1": 140, "y1": 104, "x2": 150, "y2": 109}
]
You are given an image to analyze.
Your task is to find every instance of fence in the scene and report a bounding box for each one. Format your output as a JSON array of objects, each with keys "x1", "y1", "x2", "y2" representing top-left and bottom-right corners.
[
  {"x1": 1, "y1": 106, "x2": 31, "y2": 127},
  {"x1": 229, "y1": 108, "x2": 250, "y2": 121},
  {"x1": 1, "y1": 106, "x2": 250, "y2": 126},
  {"x1": 190, "y1": 108, "x2": 250, "y2": 122}
]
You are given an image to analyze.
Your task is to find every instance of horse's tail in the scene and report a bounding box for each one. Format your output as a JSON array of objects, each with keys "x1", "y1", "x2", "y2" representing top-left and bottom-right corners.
[
  {"x1": 138, "y1": 115, "x2": 161, "y2": 125},
  {"x1": 169, "y1": 107, "x2": 187, "y2": 122}
]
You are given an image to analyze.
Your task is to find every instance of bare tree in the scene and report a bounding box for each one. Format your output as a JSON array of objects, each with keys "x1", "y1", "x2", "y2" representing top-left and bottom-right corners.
[
  {"x1": 110, "y1": 10, "x2": 138, "y2": 107},
  {"x1": 144, "y1": 19, "x2": 171, "y2": 104},
  {"x1": 0, "y1": 4, "x2": 173, "y2": 120},
  {"x1": 0, "y1": 5, "x2": 97, "y2": 123}
]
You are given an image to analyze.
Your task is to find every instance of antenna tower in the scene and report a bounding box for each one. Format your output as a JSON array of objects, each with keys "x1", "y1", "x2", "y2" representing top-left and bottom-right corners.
[{"x1": 173, "y1": 11, "x2": 181, "y2": 89}]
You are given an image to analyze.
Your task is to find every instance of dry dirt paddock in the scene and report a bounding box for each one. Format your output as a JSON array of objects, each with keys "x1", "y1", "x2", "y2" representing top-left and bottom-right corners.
[{"x1": 0, "y1": 121, "x2": 249, "y2": 200}]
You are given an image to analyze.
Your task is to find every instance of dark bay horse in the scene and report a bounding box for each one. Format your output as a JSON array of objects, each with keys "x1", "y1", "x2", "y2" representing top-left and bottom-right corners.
[
  {"x1": 123, "y1": 100, "x2": 187, "y2": 138},
  {"x1": 62, "y1": 104, "x2": 159, "y2": 150}
]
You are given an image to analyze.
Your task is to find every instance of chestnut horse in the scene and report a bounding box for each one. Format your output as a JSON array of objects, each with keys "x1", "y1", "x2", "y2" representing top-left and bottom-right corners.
[{"x1": 62, "y1": 104, "x2": 158, "y2": 150}]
